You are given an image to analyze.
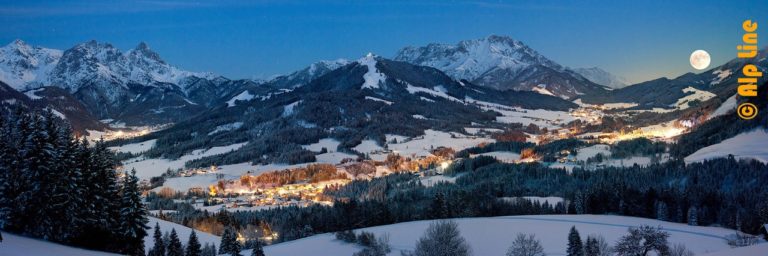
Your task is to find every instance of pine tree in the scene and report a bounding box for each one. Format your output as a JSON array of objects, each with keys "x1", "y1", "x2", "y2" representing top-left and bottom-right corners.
[
  {"x1": 219, "y1": 228, "x2": 232, "y2": 254},
  {"x1": 150, "y1": 223, "x2": 166, "y2": 256},
  {"x1": 567, "y1": 226, "x2": 584, "y2": 256},
  {"x1": 584, "y1": 236, "x2": 599, "y2": 256},
  {"x1": 186, "y1": 230, "x2": 202, "y2": 256},
  {"x1": 120, "y1": 169, "x2": 149, "y2": 255},
  {"x1": 687, "y1": 206, "x2": 698, "y2": 226},
  {"x1": 18, "y1": 114, "x2": 57, "y2": 238},
  {"x1": 250, "y1": 240, "x2": 265, "y2": 256},
  {"x1": 167, "y1": 229, "x2": 184, "y2": 256}
]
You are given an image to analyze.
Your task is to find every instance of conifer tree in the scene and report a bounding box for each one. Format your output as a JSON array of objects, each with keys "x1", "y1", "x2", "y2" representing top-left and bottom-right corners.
[
  {"x1": 150, "y1": 223, "x2": 166, "y2": 256},
  {"x1": 567, "y1": 226, "x2": 584, "y2": 256},
  {"x1": 250, "y1": 240, "x2": 265, "y2": 256},
  {"x1": 120, "y1": 169, "x2": 149, "y2": 255},
  {"x1": 186, "y1": 230, "x2": 202, "y2": 256},
  {"x1": 167, "y1": 228, "x2": 184, "y2": 256}
]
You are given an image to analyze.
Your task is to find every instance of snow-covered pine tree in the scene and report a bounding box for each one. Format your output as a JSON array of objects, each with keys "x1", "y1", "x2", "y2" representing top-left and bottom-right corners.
[
  {"x1": 120, "y1": 169, "x2": 149, "y2": 255},
  {"x1": 201, "y1": 243, "x2": 216, "y2": 256},
  {"x1": 186, "y1": 230, "x2": 202, "y2": 256},
  {"x1": 250, "y1": 240, "x2": 265, "y2": 256},
  {"x1": 567, "y1": 226, "x2": 583, "y2": 256},
  {"x1": 93, "y1": 139, "x2": 121, "y2": 232},
  {"x1": 149, "y1": 222, "x2": 166, "y2": 256},
  {"x1": 219, "y1": 228, "x2": 233, "y2": 254},
  {"x1": 18, "y1": 113, "x2": 57, "y2": 238},
  {"x1": 688, "y1": 206, "x2": 698, "y2": 226},
  {"x1": 167, "y1": 228, "x2": 184, "y2": 256},
  {"x1": 584, "y1": 236, "x2": 599, "y2": 256}
]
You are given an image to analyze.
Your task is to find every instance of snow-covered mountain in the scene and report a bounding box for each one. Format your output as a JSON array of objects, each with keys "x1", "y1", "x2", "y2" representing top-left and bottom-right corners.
[
  {"x1": 267, "y1": 59, "x2": 351, "y2": 89},
  {"x1": 0, "y1": 39, "x2": 229, "y2": 126},
  {"x1": 0, "y1": 40, "x2": 62, "y2": 91},
  {"x1": 573, "y1": 67, "x2": 628, "y2": 89},
  {"x1": 394, "y1": 35, "x2": 608, "y2": 99}
]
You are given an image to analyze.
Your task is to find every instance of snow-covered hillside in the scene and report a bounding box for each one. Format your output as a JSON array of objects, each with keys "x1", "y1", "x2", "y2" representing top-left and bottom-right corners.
[
  {"x1": 685, "y1": 129, "x2": 768, "y2": 164},
  {"x1": 1, "y1": 232, "x2": 118, "y2": 256},
  {"x1": 257, "y1": 215, "x2": 754, "y2": 256},
  {"x1": 144, "y1": 216, "x2": 220, "y2": 252}
]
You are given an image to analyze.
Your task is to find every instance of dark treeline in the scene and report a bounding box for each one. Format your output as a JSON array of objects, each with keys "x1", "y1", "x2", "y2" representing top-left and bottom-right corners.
[
  {"x1": 610, "y1": 137, "x2": 667, "y2": 158},
  {"x1": 157, "y1": 156, "x2": 768, "y2": 245},
  {"x1": 0, "y1": 107, "x2": 148, "y2": 255}
]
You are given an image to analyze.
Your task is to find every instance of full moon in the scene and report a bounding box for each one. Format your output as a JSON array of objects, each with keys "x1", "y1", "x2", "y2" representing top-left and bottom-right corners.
[{"x1": 690, "y1": 50, "x2": 711, "y2": 70}]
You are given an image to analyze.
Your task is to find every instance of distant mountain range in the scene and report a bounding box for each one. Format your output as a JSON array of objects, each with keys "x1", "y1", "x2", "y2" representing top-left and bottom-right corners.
[
  {"x1": 573, "y1": 67, "x2": 628, "y2": 89},
  {"x1": 1, "y1": 35, "x2": 764, "y2": 134},
  {"x1": 394, "y1": 35, "x2": 609, "y2": 99}
]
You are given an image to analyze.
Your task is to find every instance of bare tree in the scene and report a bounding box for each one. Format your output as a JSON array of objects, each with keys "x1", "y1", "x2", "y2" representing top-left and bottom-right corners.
[
  {"x1": 506, "y1": 233, "x2": 545, "y2": 256},
  {"x1": 401, "y1": 220, "x2": 471, "y2": 256},
  {"x1": 613, "y1": 226, "x2": 669, "y2": 256}
]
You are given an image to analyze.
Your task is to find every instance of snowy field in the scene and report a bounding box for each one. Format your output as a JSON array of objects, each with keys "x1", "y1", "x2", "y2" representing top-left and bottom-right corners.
[
  {"x1": 258, "y1": 215, "x2": 759, "y2": 256},
  {"x1": 2, "y1": 232, "x2": 119, "y2": 256},
  {"x1": 685, "y1": 129, "x2": 768, "y2": 164},
  {"x1": 108, "y1": 139, "x2": 157, "y2": 154},
  {"x1": 383, "y1": 129, "x2": 493, "y2": 158},
  {"x1": 123, "y1": 142, "x2": 248, "y2": 180}
]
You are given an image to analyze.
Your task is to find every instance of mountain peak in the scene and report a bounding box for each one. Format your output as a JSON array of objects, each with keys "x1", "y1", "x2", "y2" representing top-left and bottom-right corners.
[{"x1": 131, "y1": 41, "x2": 165, "y2": 64}]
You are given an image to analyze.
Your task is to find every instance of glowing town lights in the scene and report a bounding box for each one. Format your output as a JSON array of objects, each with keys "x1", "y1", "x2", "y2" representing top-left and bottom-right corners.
[{"x1": 440, "y1": 161, "x2": 450, "y2": 170}]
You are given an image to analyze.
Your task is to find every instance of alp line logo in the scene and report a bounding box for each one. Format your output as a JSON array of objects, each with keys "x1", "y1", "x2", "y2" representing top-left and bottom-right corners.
[{"x1": 736, "y1": 20, "x2": 762, "y2": 120}]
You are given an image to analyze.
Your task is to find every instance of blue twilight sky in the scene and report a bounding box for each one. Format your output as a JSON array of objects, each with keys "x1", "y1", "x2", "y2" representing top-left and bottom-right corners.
[{"x1": 1, "y1": 0, "x2": 766, "y2": 83}]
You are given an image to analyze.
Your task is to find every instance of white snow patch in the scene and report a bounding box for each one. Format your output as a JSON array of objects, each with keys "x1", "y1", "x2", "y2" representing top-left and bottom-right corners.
[
  {"x1": 353, "y1": 139, "x2": 384, "y2": 154},
  {"x1": 226, "y1": 90, "x2": 255, "y2": 107},
  {"x1": 406, "y1": 84, "x2": 463, "y2": 103},
  {"x1": 412, "y1": 114, "x2": 428, "y2": 120},
  {"x1": 386, "y1": 129, "x2": 493, "y2": 158},
  {"x1": 109, "y1": 139, "x2": 157, "y2": 154},
  {"x1": 282, "y1": 100, "x2": 302, "y2": 117},
  {"x1": 710, "y1": 69, "x2": 732, "y2": 85},
  {"x1": 2, "y1": 232, "x2": 119, "y2": 256},
  {"x1": 208, "y1": 122, "x2": 244, "y2": 136},
  {"x1": 575, "y1": 144, "x2": 611, "y2": 161},
  {"x1": 365, "y1": 96, "x2": 393, "y2": 105},
  {"x1": 302, "y1": 138, "x2": 340, "y2": 152},
  {"x1": 708, "y1": 94, "x2": 737, "y2": 120},
  {"x1": 23, "y1": 88, "x2": 45, "y2": 100},
  {"x1": 360, "y1": 53, "x2": 387, "y2": 89},
  {"x1": 49, "y1": 108, "x2": 66, "y2": 119},
  {"x1": 685, "y1": 129, "x2": 768, "y2": 164},
  {"x1": 532, "y1": 84, "x2": 555, "y2": 96},
  {"x1": 673, "y1": 87, "x2": 716, "y2": 110}
]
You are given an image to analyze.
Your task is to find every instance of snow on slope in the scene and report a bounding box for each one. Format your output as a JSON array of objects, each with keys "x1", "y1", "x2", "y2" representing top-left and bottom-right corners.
[
  {"x1": 685, "y1": 129, "x2": 768, "y2": 164},
  {"x1": 2, "y1": 232, "x2": 118, "y2": 256},
  {"x1": 360, "y1": 53, "x2": 386, "y2": 89},
  {"x1": 386, "y1": 129, "x2": 493, "y2": 158},
  {"x1": 708, "y1": 94, "x2": 737, "y2": 120},
  {"x1": 123, "y1": 142, "x2": 248, "y2": 180},
  {"x1": 144, "y1": 217, "x2": 220, "y2": 253},
  {"x1": 258, "y1": 215, "x2": 744, "y2": 256},
  {"x1": 365, "y1": 96, "x2": 393, "y2": 105},
  {"x1": 108, "y1": 139, "x2": 157, "y2": 154},
  {"x1": 302, "y1": 138, "x2": 341, "y2": 152},
  {"x1": 226, "y1": 91, "x2": 255, "y2": 107},
  {"x1": 673, "y1": 87, "x2": 716, "y2": 110}
]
